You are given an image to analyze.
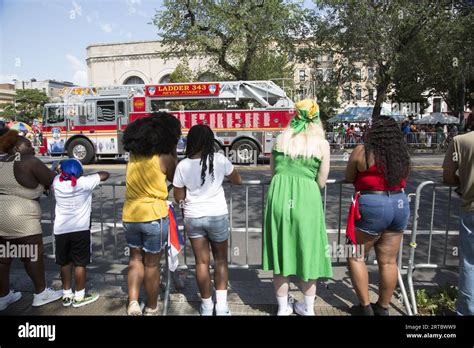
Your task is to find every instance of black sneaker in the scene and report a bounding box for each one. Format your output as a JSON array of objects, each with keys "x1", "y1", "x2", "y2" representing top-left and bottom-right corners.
[
  {"x1": 350, "y1": 304, "x2": 374, "y2": 316},
  {"x1": 371, "y1": 302, "x2": 389, "y2": 316}
]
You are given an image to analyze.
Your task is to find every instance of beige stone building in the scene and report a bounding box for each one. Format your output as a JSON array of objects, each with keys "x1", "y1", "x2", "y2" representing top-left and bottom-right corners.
[
  {"x1": 0, "y1": 83, "x2": 15, "y2": 106},
  {"x1": 14, "y1": 79, "x2": 75, "y2": 98},
  {"x1": 86, "y1": 40, "x2": 211, "y2": 87}
]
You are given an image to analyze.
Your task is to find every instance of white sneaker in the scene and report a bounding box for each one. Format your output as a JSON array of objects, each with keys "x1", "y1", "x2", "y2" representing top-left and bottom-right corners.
[
  {"x1": 277, "y1": 296, "x2": 294, "y2": 316},
  {"x1": 215, "y1": 303, "x2": 231, "y2": 316},
  {"x1": 127, "y1": 300, "x2": 142, "y2": 316},
  {"x1": 32, "y1": 288, "x2": 63, "y2": 307},
  {"x1": 294, "y1": 301, "x2": 315, "y2": 316},
  {"x1": 0, "y1": 290, "x2": 22, "y2": 311},
  {"x1": 200, "y1": 302, "x2": 214, "y2": 316}
]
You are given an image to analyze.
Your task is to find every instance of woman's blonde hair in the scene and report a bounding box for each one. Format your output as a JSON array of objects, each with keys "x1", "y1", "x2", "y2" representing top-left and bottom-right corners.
[{"x1": 275, "y1": 120, "x2": 326, "y2": 160}]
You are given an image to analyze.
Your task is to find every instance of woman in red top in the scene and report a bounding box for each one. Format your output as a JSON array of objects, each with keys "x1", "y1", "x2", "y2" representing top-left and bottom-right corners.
[{"x1": 345, "y1": 116, "x2": 410, "y2": 315}]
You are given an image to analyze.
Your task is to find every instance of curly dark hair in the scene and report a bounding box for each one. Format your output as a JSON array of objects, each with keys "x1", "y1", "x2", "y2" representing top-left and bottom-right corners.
[
  {"x1": 363, "y1": 116, "x2": 410, "y2": 186},
  {"x1": 185, "y1": 124, "x2": 215, "y2": 186},
  {"x1": 123, "y1": 112, "x2": 181, "y2": 156}
]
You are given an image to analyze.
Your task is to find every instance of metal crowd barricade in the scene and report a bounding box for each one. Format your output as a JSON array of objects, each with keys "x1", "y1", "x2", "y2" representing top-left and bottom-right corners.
[
  {"x1": 325, "y1": 131, "x2": 455, "y2": 150},
  {"x1": 404, "y1": 181, "x2": 459, "y2": 315},
  {"x1": 43, "y1": 178, "x2": 414, "y2": 315}
]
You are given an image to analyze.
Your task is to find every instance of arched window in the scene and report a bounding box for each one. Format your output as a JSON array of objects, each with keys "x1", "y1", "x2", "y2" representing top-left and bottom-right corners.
[
  {"x1": 159, "y1": 74, "x2": 171, "y2": 84},
  {"x1": 123, "y1": 76, "x2": 145, "y2": 85}
]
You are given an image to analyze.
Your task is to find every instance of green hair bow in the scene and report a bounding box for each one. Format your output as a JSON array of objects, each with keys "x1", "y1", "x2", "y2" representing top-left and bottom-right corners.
[{"x1": 290, "y1": 108, "x2": 320, "y2": 134}]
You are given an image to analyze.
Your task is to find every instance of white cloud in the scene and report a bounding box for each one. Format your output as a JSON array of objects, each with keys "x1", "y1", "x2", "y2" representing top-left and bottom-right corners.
[
  {"x1": 66, "y1": 54, "x2": 87, "y2": 86},
  {"x1": 86, "y1": 15, "x2": 92, "y2": 23},
  {"x1": 0, "y1": 74, "x2": 20, "y2": 83},
  {"x1": 126, "y1": 0, "x2": 147, "y2": 18},
  {"x1": 100, "y1": 23, "x2": 113, "y2": 33},
  {"x1": 73, "y1": 70, "x2": 88, "y2": 86},
  {"x1": 72, "y1": 0, "x2": 82, "y2": 16}
]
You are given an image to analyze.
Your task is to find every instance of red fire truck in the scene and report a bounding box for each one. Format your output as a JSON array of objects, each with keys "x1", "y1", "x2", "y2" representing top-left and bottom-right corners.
[{"x1": 40, "y1": 81, "x2": 296, "y2": 164}]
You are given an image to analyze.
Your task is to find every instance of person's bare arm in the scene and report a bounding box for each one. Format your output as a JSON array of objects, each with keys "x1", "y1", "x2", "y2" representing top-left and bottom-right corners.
[
  {"x1": 227, "y1": 169, "x2": 242, "y2": 185},
  {"x1": 317, "y1": 140, "x2": 330, "y2": 189},
  {"x1": 160, "y1": 153, "x2": 178, "y2": 182},
  {"x1": 442, "y1": 141, "x2": 460, "y2": 185},
  {"x1": 97, "y1": 171, "x2": 110, "y2": 181},
  {"x1": 345, "y1": 145, "x2": 364, "y2": 182},
  {"x1": 173, "y1": 186, "x2": 186, "y2": 203},
  {"x1": 29, "y1": 157, "x2": 56, "y2": 188}
]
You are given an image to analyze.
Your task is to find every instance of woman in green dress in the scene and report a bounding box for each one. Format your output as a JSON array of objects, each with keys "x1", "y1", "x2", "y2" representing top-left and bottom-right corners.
[{"x1": 263, "y1": 99, "x2": 332, "y2": 316}]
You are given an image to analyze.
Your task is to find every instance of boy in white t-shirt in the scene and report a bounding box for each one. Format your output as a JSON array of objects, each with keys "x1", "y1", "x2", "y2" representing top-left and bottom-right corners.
[
  {"x1": 53, "y1": 159, "x2": 109, "y2": 307},
  {"x1": 173, "y1": 125, "x2": 242, "y2": 316}
]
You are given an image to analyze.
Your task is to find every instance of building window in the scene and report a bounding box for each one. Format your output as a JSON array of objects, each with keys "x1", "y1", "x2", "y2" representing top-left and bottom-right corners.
[
  {"x1": 355, "y1": 88, "x2": 362, "y2": 101},
  {"x1": 355, "y1": 68, "x2": 362, "y2": 80},
  {"x1": 159, "y1": 74, "x2": 171, "y2": 84},
  {"x1": 299, "y1": 70, "x2": 306, "y2": 82},
  {"x1": 326, "y1": 52, "x2": 333, "y2": 63},
  {"x1": 316, "y1": 54, "x2": 324, "y2": 63},
  {"x1": 325, "y1": 69, "x2": 333, "y2": 81},
  {"x1": 123, "y1": 76, "x2": 145, "y2": 85},
  {"x1": 368, "y1": 89, "x2": 375, "y2": 102},
  {"x1": 316, "y1": 69, "x2": 324, "y2": 80},
  {"x1": 368, "y1": 68, "x2": 375, "y2": 80},
  {"x1": 433, "y1": 98, "x2": 442, "y2": 113},
  {"x1": 344, "y1": 89, "x2": 351, "y2": 101}
]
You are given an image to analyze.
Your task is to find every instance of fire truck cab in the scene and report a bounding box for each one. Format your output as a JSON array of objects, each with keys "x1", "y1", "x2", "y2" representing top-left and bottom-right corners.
[{"x1": 41, "y1": 81, "x2": 296, "y2": 164}]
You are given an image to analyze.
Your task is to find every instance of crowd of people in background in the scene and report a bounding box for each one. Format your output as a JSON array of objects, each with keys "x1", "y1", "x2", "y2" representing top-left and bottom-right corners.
[{"x1": 326, "y1": 120, "x2": 466, "y2": 148}]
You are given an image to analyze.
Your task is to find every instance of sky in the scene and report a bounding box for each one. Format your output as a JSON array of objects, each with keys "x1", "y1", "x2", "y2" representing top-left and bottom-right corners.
[{"x1": 0, "y1": 0, "x2": 315, "y2": 86}]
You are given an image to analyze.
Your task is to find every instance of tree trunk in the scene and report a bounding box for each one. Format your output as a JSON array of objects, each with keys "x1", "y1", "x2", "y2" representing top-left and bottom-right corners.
[
  {"x1": 372, "y1": 63, "x2": 391, "y2": 121},
  {"x1": 373, "y1": 79, "x2": 389, "y2": 120}
]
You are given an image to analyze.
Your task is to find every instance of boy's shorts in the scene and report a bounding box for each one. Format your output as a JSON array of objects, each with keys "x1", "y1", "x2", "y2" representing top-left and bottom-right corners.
[{"x1": 55, "y1": 230, "x2": 91, "y2": 267}]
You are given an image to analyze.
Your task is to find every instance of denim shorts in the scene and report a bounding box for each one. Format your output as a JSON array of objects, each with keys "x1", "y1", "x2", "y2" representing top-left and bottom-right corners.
[
  {"x1": 183, "y1": 215, "x2": 230, "y2": 243},
  {"x1": 457, "y1": 211, "x2": 474, "y2": 315},
  {"x1": 355, "y1": 192, "x2": 410, "y2": 235},
  {"x1": 123, "y1": 217, "x2": 169, "y2": 254}
]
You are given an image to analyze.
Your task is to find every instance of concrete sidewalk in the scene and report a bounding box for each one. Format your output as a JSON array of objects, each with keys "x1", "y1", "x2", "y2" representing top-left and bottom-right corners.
[{"x1": 1, "y1": 258, "x2": 458, "y2": 316}]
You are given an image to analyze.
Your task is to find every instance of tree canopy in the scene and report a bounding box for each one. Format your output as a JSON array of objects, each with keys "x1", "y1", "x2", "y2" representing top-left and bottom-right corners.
[{"x1": 153, "y1": 0, "x2": 304, "y2": 81}]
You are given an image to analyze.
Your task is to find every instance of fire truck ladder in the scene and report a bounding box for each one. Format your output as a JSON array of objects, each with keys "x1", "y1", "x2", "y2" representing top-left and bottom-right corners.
[
  {"x1": 58, "y1": 85, "x2": 145, "y2": 102},
  {"x1": 217, "y1": 80, "x2": 294, "y2": 108}
]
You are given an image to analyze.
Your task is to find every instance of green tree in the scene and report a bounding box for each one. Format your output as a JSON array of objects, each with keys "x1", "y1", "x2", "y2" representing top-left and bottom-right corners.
[
  {"x1": 247, "y1": 50, "x2": 295, "y2": 89},
  {"x1": 306, "y1": 0, "x2": 453, "y2": 119},
  {"x1": 169, "y1": 61, "x2": 196, "y2": 83},
  {"x1": 391, "y1": 1, "x2": 473, "y2": 122},
  {"x1": 0, "y1": 89, "x2": 49, "y2": 123},
  {"x1": 153, "y1": 0, "x2": 305, "y2": 80}
]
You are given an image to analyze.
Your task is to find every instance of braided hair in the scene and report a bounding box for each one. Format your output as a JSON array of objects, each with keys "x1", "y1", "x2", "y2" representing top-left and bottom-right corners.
[
  {"x1": 185, "y1": 124, "x2": 215, "y2": 186},
  {"x1": 363, "y1": 116, "x2": 410, "y2": 187}
]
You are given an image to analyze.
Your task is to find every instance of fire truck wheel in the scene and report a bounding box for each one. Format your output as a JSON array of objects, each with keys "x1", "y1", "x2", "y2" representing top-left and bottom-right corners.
[
  {"x1": 231, "y1": 139, "x2": 260, "y2": 164},
  {"x1": 67, "y1": 138, "x2": 95, "y2": 165}
]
